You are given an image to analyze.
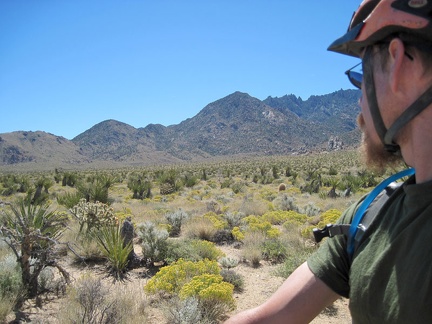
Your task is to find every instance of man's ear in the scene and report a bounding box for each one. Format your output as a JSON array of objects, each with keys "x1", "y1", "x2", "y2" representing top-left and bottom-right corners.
[{"x1": 388, "y1": 38, "x2": 408, "y2": 95}]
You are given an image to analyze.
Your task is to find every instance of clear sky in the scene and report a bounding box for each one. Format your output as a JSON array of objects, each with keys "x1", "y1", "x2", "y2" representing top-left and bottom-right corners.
[{"x1": 1, "y1": 1, "x2": 361, "y2": 140}]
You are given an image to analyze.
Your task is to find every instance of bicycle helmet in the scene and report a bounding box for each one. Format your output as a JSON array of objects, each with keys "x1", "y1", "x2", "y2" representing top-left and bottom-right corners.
[
  {"x1": 329, "y1": 0, "x2": 432, "y2": 58},
  {"x1": 328, "y1": 0, "x2": 432, "y2": 153}
]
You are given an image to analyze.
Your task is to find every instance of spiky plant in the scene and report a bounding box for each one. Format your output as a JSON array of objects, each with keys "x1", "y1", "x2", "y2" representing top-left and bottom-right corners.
[
  {"x1": 0, "y1": 200, "x2": 70, "y2": 302},
  {"x1": 93, "y1": 225, "x2": 133, "y2": 280}
]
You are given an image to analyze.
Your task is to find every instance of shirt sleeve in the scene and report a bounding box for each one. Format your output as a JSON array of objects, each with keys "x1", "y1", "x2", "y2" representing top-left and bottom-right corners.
[{"x1": 307, "y1": 201, "x2": 361, "y2": 298}]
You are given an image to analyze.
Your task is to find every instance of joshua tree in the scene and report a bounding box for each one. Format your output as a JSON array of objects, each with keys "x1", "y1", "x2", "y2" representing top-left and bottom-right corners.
[{"x1": 0, "y1": 200, "x2": 70, "y2": 303}]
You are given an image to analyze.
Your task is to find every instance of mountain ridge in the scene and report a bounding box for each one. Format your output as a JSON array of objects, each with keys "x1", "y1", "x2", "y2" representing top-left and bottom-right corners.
[{"x1": 0, "y1": 90, "x2": 361, "y2": 170}]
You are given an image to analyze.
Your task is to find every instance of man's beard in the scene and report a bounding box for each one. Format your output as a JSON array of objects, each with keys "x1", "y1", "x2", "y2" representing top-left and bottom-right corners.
[{"x1": 357, "y1": 113, "x2": 402, "y2": 172}]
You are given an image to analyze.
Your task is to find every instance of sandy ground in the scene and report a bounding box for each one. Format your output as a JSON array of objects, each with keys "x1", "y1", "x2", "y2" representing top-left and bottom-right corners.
[
  {"x1": 14, "y1": 243, "x2": 352, "y2": 323},
  {"x1": 219, "y1": 245, "x2": 352, "y2": 324}
]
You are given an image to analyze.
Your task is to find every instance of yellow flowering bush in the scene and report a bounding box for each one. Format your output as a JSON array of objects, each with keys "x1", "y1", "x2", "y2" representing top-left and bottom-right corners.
[
  {"x1": 317, "y1": 209, "x2": 342, "y2": 228},
  {"x1": 262, "y1": 210, "x2": 308, "y2": 225},
  {"x1": 203, "y1": 212, "x2": 227, "y2": 230},
  {"x1": 231, "y1": 227, "x2": 245, "y2": 241},
  {"x1": 243, "y1": 216, "x2": 280, "y2": 238},
  {"x1": 300, "y1": 209, "x2": 342, "y2": 239},
  {"x1": 144, "y1": 259, "x2": 220, "y2": 295}
]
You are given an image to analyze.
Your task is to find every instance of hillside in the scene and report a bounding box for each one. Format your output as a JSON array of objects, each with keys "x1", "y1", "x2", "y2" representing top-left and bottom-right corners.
[{"x1": 0, "y1": 90, "x2": 361, "y2": 170}]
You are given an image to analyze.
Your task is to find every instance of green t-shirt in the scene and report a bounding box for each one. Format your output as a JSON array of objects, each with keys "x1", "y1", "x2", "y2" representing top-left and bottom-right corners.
[{"x1": 308, "y1": 177, "x2": 432, "y2": 323}]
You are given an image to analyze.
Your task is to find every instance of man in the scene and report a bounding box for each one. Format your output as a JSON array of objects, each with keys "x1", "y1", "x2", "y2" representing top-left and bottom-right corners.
[{"x1": 225, "y1": 0, "x2": 432, "y2": 322}]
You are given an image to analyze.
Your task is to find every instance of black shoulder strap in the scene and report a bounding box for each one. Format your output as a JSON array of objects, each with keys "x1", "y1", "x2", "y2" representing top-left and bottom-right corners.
[
  {"x1": 313, "y1": 182, "x2": 402, "y2": 251},
  {"x1": 350, "y1": 182, "x2": 402, "y2": 251}
]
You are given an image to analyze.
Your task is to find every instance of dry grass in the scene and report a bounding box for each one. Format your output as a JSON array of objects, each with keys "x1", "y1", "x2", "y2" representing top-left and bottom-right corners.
[{"x1": 0, "y1": 151, "x2": 384, "y2": 322}]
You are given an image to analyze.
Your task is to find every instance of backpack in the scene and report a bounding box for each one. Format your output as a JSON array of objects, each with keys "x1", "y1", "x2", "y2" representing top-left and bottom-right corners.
[{"x1": 313, "y1": 168, "x2": 415, "y2": 259}]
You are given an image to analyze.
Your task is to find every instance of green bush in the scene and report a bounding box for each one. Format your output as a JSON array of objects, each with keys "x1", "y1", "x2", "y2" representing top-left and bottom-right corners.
[
  {"x1": 165, "y1": 209, "x2": 189, "y2": 237},
  {"x1": 57, "y1": 191, "x2": 83, "y2": 209},
  {"x1": 0, "y1": 200, "x2": 69, "y2": 300},
  {"x1": 69, "y1": 199, "x2": 118, "y2": 234},
  {"x1": 137, "y1": 221, "x2": 169, "y2": 264},
  {"x1": 220, "y1": 269, "x2": 244, "y2": 293},
  {"x1": 0, "y1": 253, "x2": 23, "y2": 321},
  {"x1": 94, "y1": 225, "x2": 133, "y2": 279},
  {"x1": 165, "y1": 239, "x2": 224, "y2": 264},
  {"x1": 261, "y1": 239, "x2": 288, "y2": 264}
]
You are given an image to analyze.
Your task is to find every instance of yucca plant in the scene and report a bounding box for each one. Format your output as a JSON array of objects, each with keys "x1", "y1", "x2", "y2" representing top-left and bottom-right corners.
[
  {"x1": 93, "y1": 225, "x2": 133, "y2": 280},
  {"x1": 0, "y1": 200, "x2": 69, "y2": 302}
]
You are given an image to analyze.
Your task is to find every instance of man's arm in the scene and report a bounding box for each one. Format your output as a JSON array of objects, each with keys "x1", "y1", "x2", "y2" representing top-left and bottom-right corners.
[{"x1": 224, "y1": 261, "x2": 340, "y2": 324}]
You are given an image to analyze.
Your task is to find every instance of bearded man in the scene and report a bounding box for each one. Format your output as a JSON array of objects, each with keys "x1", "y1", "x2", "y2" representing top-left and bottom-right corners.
[{"x1": 225, "y1": 1, "x2": 432, "y2": 323}]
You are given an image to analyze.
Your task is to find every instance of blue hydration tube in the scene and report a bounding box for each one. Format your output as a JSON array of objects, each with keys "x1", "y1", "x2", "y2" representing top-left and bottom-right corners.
[{"x1": 347, "y1": 168, "x2": 415, "y2": 257}]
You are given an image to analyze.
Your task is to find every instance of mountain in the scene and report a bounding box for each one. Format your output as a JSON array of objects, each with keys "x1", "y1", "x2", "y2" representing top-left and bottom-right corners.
[
  {"x1": 164, "y1": 92, "x2": 330, "y2": 157},
  {"x1": 0, "y1": 131, "x2": 89, "y2": 166},
  {"x1": 0, "y1": 90, "x2": 361, "y2": 170}
]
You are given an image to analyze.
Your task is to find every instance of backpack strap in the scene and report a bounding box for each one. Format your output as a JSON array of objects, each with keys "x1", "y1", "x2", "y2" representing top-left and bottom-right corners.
[
  {"x1": 313, "y1": 168, "x2": 415, "y2": 258},
  {"x1": 350, "y1": 181, "x2": 402, "y2": 253}
]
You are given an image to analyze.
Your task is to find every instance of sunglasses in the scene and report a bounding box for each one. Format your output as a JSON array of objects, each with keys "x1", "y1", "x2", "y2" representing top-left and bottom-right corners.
[
  {"x1": 345, "y1": 62, "x2": 362, "y2": 89},
  {"x1": 344, "y1": 51, "x2": 414, "y2": 90}
]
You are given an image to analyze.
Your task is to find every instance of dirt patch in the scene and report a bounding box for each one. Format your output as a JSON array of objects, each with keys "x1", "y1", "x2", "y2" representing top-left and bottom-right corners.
[{"x1": 12, "y1": 243, "x2": 351, "y2": 323}]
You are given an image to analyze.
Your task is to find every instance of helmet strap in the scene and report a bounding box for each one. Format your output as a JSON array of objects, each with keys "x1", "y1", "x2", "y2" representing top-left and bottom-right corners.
[
  {"x1": 363, "y1": 47, "x2": 432, "y2": 153},
  {"x1": 384, "y1": 85, "x2": 432, "y2": 151},
  {"x1": 362, "y1": 49, "x2": 396, "y2": 151}
]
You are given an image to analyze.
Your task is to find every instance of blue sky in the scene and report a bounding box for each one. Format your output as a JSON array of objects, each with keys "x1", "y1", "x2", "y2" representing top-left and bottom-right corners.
[{"x1": 1, "y1": 1, "x2": 360, "y2": 140}]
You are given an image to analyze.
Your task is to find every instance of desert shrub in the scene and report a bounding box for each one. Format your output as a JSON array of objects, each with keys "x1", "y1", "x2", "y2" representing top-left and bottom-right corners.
[
  {"x1": 165, "y1": 239, "x2": 223, "y2": 264},
  {"x1": 0, "y1": 200, "x2": 69, "y2": 300},
  {"x1": 231, "y1": 181, "x2": 246, "y2": 194},
  {"x1": 144, "y1": 259, "x2": 220, "y2": 295},
  {"x1": 69, "y1": 199, "x2": 118, "y2": 234},
  {"x1": 223, "y1": 212, "x2": 244, "y2": 229},
  {"x1": 238, "y1": 195, "x2": 269, "y2": 216},
  {"x1": 231, "y1": 227, "x2": 245, "y2": 241},
  {"x1": 261, "y1": 239, "x2": 288, "y2": 264},
  {"x1": 212, "y1": 229, "x2": 234, "y2": 245},
  {"x1": 183, "y1": 172, "x2": 199, "y2": 188},
  {"x1": 66, "y1": 227, "x2": 104, "y2": 262},
  {"x1": 58, "y1": 276, "x2": 145, "y2": 324},
  {"x1": 0, "y1": 253, "x2": 23, "y2": 321},
  {"x1": 220, "y1": 178, "x2": 233, "y2": 189},
  {"x1": 179, "y1": 273, "x2": 233, "y2": 303},
  {"x1": 137, "y1": 221, "x2": 169, "y2": 264},
  {"x1": 127, "y1": 173, "x2": 152, "y2": 200},
  {"x1": 161, "y1": 296, "x2": 202, "y2": 324},
  {"x1": 259, "y1": 188, "x2": 278, "y2": 202},
  {"x1": 190, "y1": 240, "x2": 224, "y2": 261},
  {"x1": 165, "y1": 240, "x2": 200, "y2": 264},
  {"x1": 262, "y1": 210, "x2": 307, "y2": 225},
  {"x1": 93, "y1": 225, "x2": 133, "y2": 279},
  {"x1": 203, "y1": 212, "x2": 227, "y2": 230},
  {"x1": 218, "y1": 256, "x2": 239, "y2": 270},
  {"x1": 272, "y1": 194, "x2": 298, "y2": 211},
  {"x1": 165, "y1": 209, "x2": 190, "y2": 237},
  {"x1": 243, "y1": 216, "x2": 281, "y2": 238},
  {"x1": 319, "y1": 209, "x2": 342, "y2": 225},
  {"x1": 146, "y1": 260, "x2": 234, "y2": 324},
  {"x1": 61, "y1": 172, "x2": 78, "y2": 187},
  {"x1": 275, "y1": 247, "x2": 315, "y2": 278},
  {"x1": 241, "y1": 231, "x2": 266, "y2": 267},
  {"x1": 183, "y1": 216, "x2": 218, "y2": 241},
  {"x1": 220, "y1": 269, "x2": 244, "y2": 293},
  {"x1": 57, "y1": 191, "x2": 83, "y2": 208},
  {"x1": 302, "y1": 202, "x2": 321, "y2": 217}
]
